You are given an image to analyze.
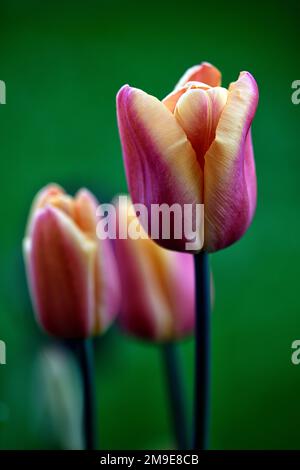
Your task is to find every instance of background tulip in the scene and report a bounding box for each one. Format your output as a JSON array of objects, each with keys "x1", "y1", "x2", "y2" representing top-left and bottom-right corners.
[
  {"x1": 23, "y1": 184, "x2": 120, "y2": 338},
  {"x1": 113, "y1": 196, "x2": 195, "y2": 342},
  {"x1": 35, "y1": 346, "x2": 84, "y2": 449},
  {"x1": 117, "y1": 62, "x2": 259, "y2": 252}
]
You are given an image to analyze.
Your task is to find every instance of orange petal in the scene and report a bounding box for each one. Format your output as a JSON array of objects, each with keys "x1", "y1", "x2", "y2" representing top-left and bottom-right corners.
[
  {"x1": 175, "y1": 62, "x2": 222, "y2": 89},
  {"x1": 174, "y1": 86, "x2": 228, "y2": 169},
  {"x1": 74, "y1": 189, "x2": 99, "y2": 238},
  {"x1": 163, "y1": 81, "x2": 211, "y2": 113}
]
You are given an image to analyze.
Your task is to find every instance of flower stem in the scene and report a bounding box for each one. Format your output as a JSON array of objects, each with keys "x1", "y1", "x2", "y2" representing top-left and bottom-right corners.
[
  {"x1": 67, "y1": 338, "x2": 97, "y2": 450},
  {"x1": 162, "y1": 342, "x2": 189, "y2": 450},
  {"x1": 193, "y1": 252, "x2": 211, "y2": 450}
]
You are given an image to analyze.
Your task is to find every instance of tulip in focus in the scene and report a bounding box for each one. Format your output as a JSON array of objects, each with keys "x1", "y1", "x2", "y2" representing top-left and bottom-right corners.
[
  {"x1": 113, "y1": 196, "x2": 195, "y2": 341},
  {"x1": 23, "y1": 184, "x2": 120, "y2": 338},
  {"x1": 117, "y1": 62, "x2": 259, "y2": 252}
]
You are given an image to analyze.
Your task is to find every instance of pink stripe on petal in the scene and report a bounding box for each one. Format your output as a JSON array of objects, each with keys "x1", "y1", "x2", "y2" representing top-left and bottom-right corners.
[{"x1": 244, "y1": 129, "x2": 257, "y2": 221}]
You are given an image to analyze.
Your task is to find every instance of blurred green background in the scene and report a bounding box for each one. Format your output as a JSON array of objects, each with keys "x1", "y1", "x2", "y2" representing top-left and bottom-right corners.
[{"x1": 0, "y1": 0, "x2": 300, "y2": 450}]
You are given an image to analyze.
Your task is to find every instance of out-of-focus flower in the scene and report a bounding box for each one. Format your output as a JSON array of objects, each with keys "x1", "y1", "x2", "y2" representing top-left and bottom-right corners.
[
  {"x1": 35, "y1": 346, "x2": 83, "y2": 449},
  {"x1": 23, "y1": 184, "x2": 120, "y2": 338},
  {"x1": 113, "y1": 196, "x2": 195, "y2": 342},
  {"x1": 117, "y1": 62, "x2": 259, "y2": 252}
]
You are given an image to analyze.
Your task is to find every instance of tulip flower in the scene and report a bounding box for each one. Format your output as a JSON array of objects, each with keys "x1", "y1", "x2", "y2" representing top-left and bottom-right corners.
[
  {"x1": 117, "y1": 62, "x2": 259, "y2": 252},
  {"x1": 113, "y1": 196, "x2": 195, "y2": 342},
  {"x1": 23, "y1": 184, "x2": 120, "y2": 338}
]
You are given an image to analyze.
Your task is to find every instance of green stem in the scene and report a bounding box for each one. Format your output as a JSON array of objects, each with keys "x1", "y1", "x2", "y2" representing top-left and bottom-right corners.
[
  {"x1": 162, "y1": 342, "x2": 189, "y2": 449},
  {"x1": 67, "y1": 338, "x2": 97, "y2": 450},
  {"x1": 193, "y1": 252, "x2": 211, "y2": 450}
]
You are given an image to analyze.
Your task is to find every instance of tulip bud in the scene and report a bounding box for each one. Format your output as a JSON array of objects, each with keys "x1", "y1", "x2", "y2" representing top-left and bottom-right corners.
[
  {"x1": 117, "y1": 62, "x2": 259, "y2": 252},
  {"x1": 113, "y1": 196, "x2": 195, "y2": 342},
  {"x1": 23, "y1": 184, "x2": 120, "y2": 338}
]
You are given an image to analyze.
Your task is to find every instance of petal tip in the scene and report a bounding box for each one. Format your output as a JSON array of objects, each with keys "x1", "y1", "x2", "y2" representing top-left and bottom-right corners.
[
  {"x1": 239, "y1": 71, "x2": 259, "y2": 91},
  {"x1": 75, "y1": 188, "x2": 98, "y2": 204},
  {"x1": 117, "y1": 84, "x2": 132, "y2": 101}
]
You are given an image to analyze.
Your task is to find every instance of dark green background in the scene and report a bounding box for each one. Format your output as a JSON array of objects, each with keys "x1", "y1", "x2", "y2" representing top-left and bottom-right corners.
[{"x1": 0, "y1": 0, "x2": 300, "y2": 449}]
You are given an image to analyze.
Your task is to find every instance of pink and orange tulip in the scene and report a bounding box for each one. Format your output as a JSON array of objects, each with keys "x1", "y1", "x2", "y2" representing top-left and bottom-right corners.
[
  {"x1": 117, "y1": 62, "x2": 259, "y2": 252},
  {"x1": 113, "y1": 197, "x2": 195, "y2": 342},
  {"x1": 23, "y1": 184, "x2": 120, "y2": 338}
]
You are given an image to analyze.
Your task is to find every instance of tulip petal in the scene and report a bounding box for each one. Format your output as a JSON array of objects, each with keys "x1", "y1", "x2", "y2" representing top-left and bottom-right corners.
[
  {"x1": 167, "y1": 251, "x2": 195, "y2": 337},
  {"x1": 163, "y1": 81, "x2": 211, "y2": 113},
  {"x1": 75, "y1": 189, "x2": 98, "y2": 238},
  {"x1": 114, "y1": 198, "x2": 169, "y2": 339},
  {"x1": 24, "y1": 206, "x2": 96, "y2": 337},
  {"x1": 114, "y1": 198, "x2": 194, "y2": 341},
  {"x1": 174, "y1": 87, "x2": 228, "y2": 169},
  {"x1": 116, "y1": 236, "x2": 173, "y2": 340},
  {"x1": 95, "y1": 236, "x2": 120, "y2": 334},
  {"x1": 117, "y1": 85, "x2": 203, "y2": 250},
  {"x1": 203, "y1": 72, "x2": 259, "y2": 251},
  {"x1": 139, "y1": 242, "x2": 194, "y2": 340},
  {"x1": 175, "y1": 62, "x2": 222, "y2": 89},
  {"x1": 26, "y1": 184, "x2": 65, "y2": 235},
  {"x1": 74, "y1": 189, "x2": 120, "y2": 334},
  {"x1": 47, "y1": 195, "x2": 76, "y2": 219},
  {"x1": 243, "y1": 129, "x2": 257, "y2": 219}
]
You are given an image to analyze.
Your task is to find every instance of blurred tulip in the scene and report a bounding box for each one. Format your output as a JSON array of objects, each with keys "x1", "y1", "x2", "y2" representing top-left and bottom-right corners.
[
  {"x1": 36, "y1": 346, "x2": 84, "y2": 449},
  {"x1": 113, "y1": 196, "x2": 195, "y2": 341},
  {"x1": 117, "y1": 62, "x2": 259, "y2": 252},
  {"x1": 23, "y1": 184, "x2": 120, "y2": 338}
]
